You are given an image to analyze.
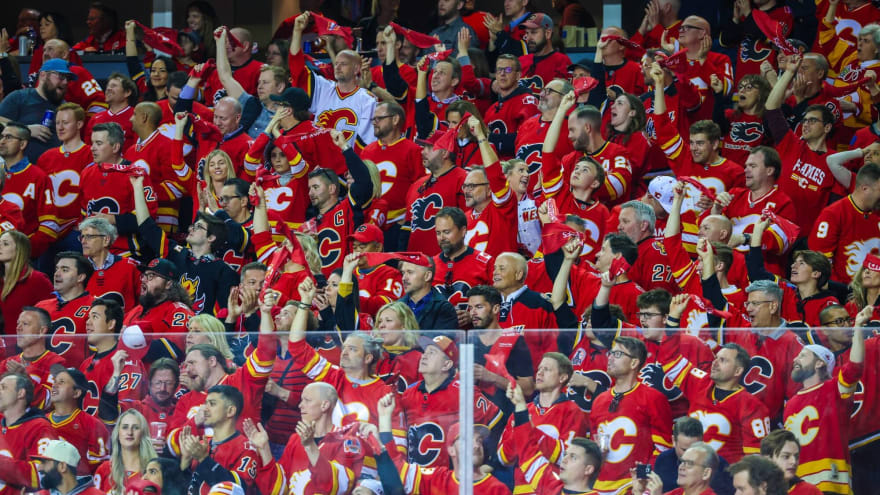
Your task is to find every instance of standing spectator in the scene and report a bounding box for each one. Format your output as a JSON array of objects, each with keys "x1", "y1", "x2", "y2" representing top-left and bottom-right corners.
[
  {"x1": 483, "y1": 55, "x2": 539, "y2": 159},
  {"x1": 720, "y1": 75, "x2": 772, "y2": 165},
  {"x1": 718, "y1": 0, "x2": 793, "y2": 85},
  {"x1": 204, "y1": 27, "x2": 264, "y2": 108},
  {"x1": 0, "y1": 230, "x2": 53, "y2": 336},
  {"x1": 518, "y1": 14, "x2": 572, "y2": 93},
  {"x1": 75, "y1": 3, "x2": 125, "y2": 53},
  {"x1": 617, "y1": 201, "x2": 678, "y2": 295},
  {"x1": 590, "y1": 336, "x2": 673, "y2": 494},
  {"x1": 485, "y1": 0, "x2": 530, "y2": 57},
  {"x1": 0, "y1": 59, "x2": 72, "y2": 163},
  {"x1": 84, "y1": 73, "x2": 138, "y2": 151},
  {"x1": 430, "y1": 0, "x2": 479, "y2": 54},
  {"x1": 594, "y1": 27, "x2": 648, "y2": 96},
  {"x1": 432, "y1": 207, "x2": 493, "y2": 320},
  {"x1": 124, "y1": 22, "x2": 178, "y2": 103},
  {"x1": 633, "y1": 0, "x2": 682, "y2": 50},
  {"x1": 673, "y1": 16, "x2": 734, "y2": 123},
  {"x1": 289, "y1": 12, "x2": 377, "y2": 151},
  {"x1": 514, "y1": 78, "x2": 575, "y2": 192},
  {"x1": 461, "y1": 0, "x2": 491, "y2": 49}
]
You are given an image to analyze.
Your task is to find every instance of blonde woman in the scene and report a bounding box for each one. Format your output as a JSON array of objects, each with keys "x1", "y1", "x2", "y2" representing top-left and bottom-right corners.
[
  {"x1": 94, "y1": 409, "x2": 157, "y2": 493},
  {"x1": 0, "y1": 230, "x2": 52, "y2": 334},
  {"x1": 185, "y1": 313, "x2": 235, "y2": 362},
  {"x1": 372, "y1": 301, "x2": 422, "y2": 392},
  {"x1": 848, "y1": 259, "x2": 880, "y2": 321},
  {"x1": 197, "y1": 149, "x2": 236, "y2": 212}
]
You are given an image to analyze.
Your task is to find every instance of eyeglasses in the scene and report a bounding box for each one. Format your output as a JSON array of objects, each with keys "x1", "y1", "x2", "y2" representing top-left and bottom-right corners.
[
  {"x1": 738, "y1": 84, "x2": 756, "y2": 92},
  {"x1": 141, "y1": 272, "x2": 161, "y2": 281},
  {"x1": 0, "y1": 134, "x2": 24, "y2": 141},
  {"x1": 606, "y1": 350, "x2": 635, "y2": 359},
  {"x1": 801, "y1": 117, "x2": 823, "y2": 125},
  {"x1": 188, "y1": 223, "x2": 208, "y2": 232},
  {"x1": 609, "y1": 392, "x2": 624, "y2": 412},
  {"x1": 680, "y1": 25, "x2": 705, "y2": 32},
  {"x1": 78, "y1": 233, "x2": 106, "y2": 242},
  {"x1": 371, "y1": 115, "x2": 393, "y2": 124},
  {"x1": 541, "y1": 87, "x2": 565, "y2": 96},
  {"x1": 218, "y1": 195, "x2": 242, "y2": 204},
  {"x1": 462, "y1": 182, "x2": 489, "y2": 191},
  {"x1": 680, "y1": 459, "x2": 706, "y2": 468},
  {"x1": 820, "y1": 316, "x2": 854, "y2": 326},
  {"x1": 496, "y1": 66, "x2": 517, "y2": 74},
  {"x1": 744, "y1": 300, "x2": 776, "y2": 308},
  {"x1": 636, "y1": 311, "x2": 665, "y2": 319}
]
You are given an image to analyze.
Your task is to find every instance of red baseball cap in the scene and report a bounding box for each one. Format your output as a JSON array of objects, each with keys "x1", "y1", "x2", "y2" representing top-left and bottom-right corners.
[
  {"x1": 865, "y1": 254, "x2": 880, "y2": 272},
  {"x1": 349, "y1": 223, "x2": 384, "y2": 245},
  {"x1": 419, "y1": 335, "x2": 459, "y2": 363},
  {"x1": 415, "y1": 130, "x2": 448, "y2": 147},
  {"x1": 519, "y1": 13, "x2": 553, "y2": 30}
]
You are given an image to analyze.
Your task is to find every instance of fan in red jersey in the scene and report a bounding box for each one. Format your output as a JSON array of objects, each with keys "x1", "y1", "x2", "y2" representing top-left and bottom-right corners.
[
  {"x1": 203, "y1": 27, "x2": 263, "y2": 107},
  {"x1": 78, "y1": 217, "x2": 142, "y2": 312},
  {"x1": 809, "y1": 162, "x2": 880, "y2": 283},
  {"x1": 718, "y1": 3, "x2": 793, "y2": 86},
  {"x1": 483, "y1": 54, "x2": 540, "y2": 159},
  {"x1": 721, "y1": 75, "x2": 773, "y2": 165},
  {"x1": 590, "y1": 336, "x2": 673, "y2": 495},
  {"x1": 783, "y1": 317, "x2": 866, "y2": 494},
  {"x1": 0, "y1": 307, "x2": 65, "y2": 410},
  {"x1": 404, "y1": 132, "x2": 468, "y2": 256},
  {"x1": 35, "y1": 252, "x2": 94, "y2": 368},
  {"x1": 674, "y1": 16, "x2": 734, "y2": 123},
  {"x1": 516, "y1": 14, "x2": 572, "y2": 94},
  {"x1": 374, "y1": 392, "x2": 510, "y2": 494},
  {"x1": 80, "y1": 299, "x2": 148, "y2": 422},
  {"x1": 45, "y1": 368, "x2": 110, "y2": 474},
  {"x1": 0, "y1": 123, "x2": 57, "y2": 245},
  {"x1": 709, "y1": 146, "x2": 797, "y2": 277},
  {"x1": 84, "y1": 73, "x2": 138, "y2": 151},
  {"x1": 617, "y1": 201, "x2": 679, "y2": 295},
  {"x1": 271, "y1": 382, "x2": 369, "y2": 494},
  {"x1": 175, "y1": 385, "x2": 283, "y2": 495},
  {"x1": 760, "y1": 430, "x2": 823, "y2": 495},
  {"x1": 286, "y1": 278, "x2": 407, "y2": 455},
  {"x1": 595, "y1": 28, "x2": 648, "y2": 96},
  {"x1": 0, "y1": 372, "x2": 59, "y2": 495},
  {"x1": 498, "y1": 353, "x2": 589, "y2": 493},
  {"x1": 34, "y1": 103, "x2": 93, "y2": 254}
]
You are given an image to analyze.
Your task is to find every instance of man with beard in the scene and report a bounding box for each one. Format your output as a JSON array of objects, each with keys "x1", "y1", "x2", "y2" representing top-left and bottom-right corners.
[
  {"x1": 37, "y1": 39, "x2": 107, "y2": 119},
  {"x1": 84, "y1": 73, "x2": 138, "y2": 150},
  {"x1": 360, "y1": 101, "x2": 425, "y2": 249},
  {"x1": 432, "y1": 207, "x2": 494, "y2": 324},
  {"x1": 166, "y1": 289, "x2": 276, "y2": 438},
  {"x1": 517, "y1": 14, "x2": 571, "y2": 94},
  {"x1": 289, "y1": 12, "x2": 377, "y2": 151},
  {"x1": 0, "y1": 372, "x2": 59, "y2": 495},
  {"x1": 514, "y1": 78, "x2": 575, "y2": 192},
  {"x1": 430, "y1": 0, "x2": 479, "y2": 54},
  {"x1": 483, "y1": 55, "x2": 539, "y2": 159},
  {"x1": 404, "y1": 132, "x2": 468, "y2": 255},
  {"x1": 132, "y1": 175, "x2": 237, "y2": 315},
  {"x1": 80, "y1": 298, "x2": 148, "y2": 419},
  {"x1": 783, "y1": 314, "x2": 866, "y2": 495},
  {"x1": 398, "y1": 259, "x2": 459, "y2": 331},
  {"x1": 32, "y1": 439, "x2": 104, "y2": 495},
  {"x1": 0, "y1": 58, "x2": 71, "y2": 162},
  {"x1": 122, "y1": 259, "x2": 195, "y2": 361},
  {"x1": 35, "y1": 252, "x2": 95, "y2": 367},
  {"x1": 0, "y1": 122, "x2": 55, "y2": 240},
  {"x1": 108, "y1": 358, "x2": 179, "y2": 427}
]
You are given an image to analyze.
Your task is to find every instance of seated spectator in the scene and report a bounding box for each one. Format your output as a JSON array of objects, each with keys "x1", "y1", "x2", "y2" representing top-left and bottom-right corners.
[
  {"x1": 84, "y1": 72, "x2": 139, "y2": 151},
  {"x1": 77, "y1": 2, "x2": 125, "y2": 53},
  {"x1": 46, "y1": 367, "x2": 110, "y2": 474},
  {"x1": 197, "y1": 150, "x2": 237, "y2": 211},
  {"x1": 595, "y1": 27, "x2": 647, "y2": 97},
  {"x1": 185, "y1": 314, "x2": 235, "y2": 361},
  {"x1": 94, "y1": 409, "x2": 158, "y2": 493},
  {"x1": 27, "y1": 12, "x2": 76, "y2": 81},
  {"x1": 0, "y1": 122, "x2": 55, "y2": 244},
  {"x1": 654, "y1": 417, "x2": 733, "y2": 495},
  {"x1": 125, "y1": 23, "x2": 178, "y2": 104},
  {"x1": 632, "y1": 441, "x2": 719, "y2": 495},
  {"x1": 34, "y1": 252, "x2": 94, "y2": 367},
  {"x1": 728, "y1": 455, "x2": 788, "y2": 495},
  {"x1": 78, "y1": 217, "x2": 142, "y2": 312},
  {"x1": 0, "y1": 230, "x2": 53, "y2": 335},
  {"x1": 33, "y1": 439, "x2": 104, "y2": 495},
  {"x1": 0, "y1": 306, "x2": 64, "y2": 410},
  {"x1": 398, "y1": 257, "x2": 458, "y2": 331},
  {"x1": 39, "y1": 39, "x2": 106, "y2": 118},
  {"x1": 760, "y1": 430, "x2": 822, "y2": 495}
]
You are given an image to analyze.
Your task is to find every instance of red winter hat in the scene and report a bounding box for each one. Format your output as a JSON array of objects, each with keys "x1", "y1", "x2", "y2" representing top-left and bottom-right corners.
[
  {"x1": 864, "y1": 253, "x2": 880, "y2": 272},
  {"x1": 349, "y1": 223, "x2": 384, "y2": 244}
]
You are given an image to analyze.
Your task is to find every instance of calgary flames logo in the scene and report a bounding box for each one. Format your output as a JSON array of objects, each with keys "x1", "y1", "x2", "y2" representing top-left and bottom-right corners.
[
  {"x1": 317, "y1": 108, "x2": 358, "y2": 143},
  {"x1": 844, "y1": 239, "x2": 880, "y2": 278},
  {"x1": 179, "y1": 274, "x2": 206, "y2": 312}
]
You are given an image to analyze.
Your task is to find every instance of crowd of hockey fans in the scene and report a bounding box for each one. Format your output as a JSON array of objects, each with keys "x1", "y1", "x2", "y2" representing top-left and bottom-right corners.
[{"x1": 1, "y1": 0, "x2": 880, "y2": 493}]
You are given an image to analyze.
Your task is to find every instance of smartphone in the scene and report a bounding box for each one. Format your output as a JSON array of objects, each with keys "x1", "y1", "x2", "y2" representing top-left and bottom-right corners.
[{"x1": 636, "y1": 463, "x2": 652, "y2": 479}]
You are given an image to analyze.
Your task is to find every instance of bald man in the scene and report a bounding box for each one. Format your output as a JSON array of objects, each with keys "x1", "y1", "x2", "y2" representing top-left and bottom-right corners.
[
  {"x1": 677, "y1": 16, "x2": 734, "y2": 123},
  {"x1": 37, "y1": 39, "x2": 107, "y2": 117},
  {"x1": 203, "y1": 27, "x2": 264, "y2": 106}
]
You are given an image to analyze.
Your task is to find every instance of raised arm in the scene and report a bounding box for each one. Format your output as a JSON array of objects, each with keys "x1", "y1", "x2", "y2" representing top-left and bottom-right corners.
[
  {"x1": 543, "y1": 90, "x2": 576, "y2": 153},
  {"x1": 766, "y1": 54, "x2": 800, "y2": 111},
  {"x1": 215, "y1": 27, "x2": 245, "y2": 99},
  {"x1": 551, "y1": 238, "x2": 582, "y2": 310},
  {"x1": 651, "y1": 61, "x2": 667, "y2": 115},
  {"x1": 289, "y1": 278, "x2": 317, "y2": 343}
]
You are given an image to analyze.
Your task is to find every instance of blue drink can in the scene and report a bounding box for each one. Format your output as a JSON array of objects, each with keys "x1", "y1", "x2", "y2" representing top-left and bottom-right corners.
[{"x1": 42, "y1": 110, "x2": 55, "y2": 127}]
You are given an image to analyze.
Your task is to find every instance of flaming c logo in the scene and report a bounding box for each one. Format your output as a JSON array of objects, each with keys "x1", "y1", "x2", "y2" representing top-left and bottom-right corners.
[
  {"x1": 179, "y1": 274, "x2": 206, "y2": 312},
  {"x1": 317, "y1": 108, "x2": 358, "y2": 143}
]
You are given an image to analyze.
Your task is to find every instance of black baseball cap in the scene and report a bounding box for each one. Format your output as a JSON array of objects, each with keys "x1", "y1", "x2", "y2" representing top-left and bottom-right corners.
[{"x1": 269, "y1": 87, "x2": 311, "y2": 112}]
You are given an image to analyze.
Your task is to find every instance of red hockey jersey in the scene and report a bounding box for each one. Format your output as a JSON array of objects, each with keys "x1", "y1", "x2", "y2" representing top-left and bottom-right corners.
[
  {"x1": 518, "y1": 51, "x2": 573, "y2": 94},
  {"x1": 87, "y1": 255, "x2": 142, "y2": 312},
  {"x1": 433, "y1": 247, "x2": 494, "y2": 310},
  {"x1": 809, "y1": 195, "x2": 880, "y2": 283},
  {"x1": 774, "y1": 131, "x2": 836, "y2": 233},
  {"x1": 34, "y1": 143, "x2": 92, "y2": 245},
  {"x1": 406, "y1": 167, "x2": 468, "y2": 256},
  {"x1": 465, "y1": 161, "x2": 518, "y2": 257},
  {"x1": 35, "y1": 292, "x2": 94, "y2": 368},
  {"x1": 515, "y1": 114, "x2": 575, "y2": 193},
  {"x1": 48, "y1": 408, "x2": 110, "y2": 474},
  {"x1": 360, "y1": 136, "x2": 426, "y2": 224},
  {"x1": 84, "y1": 106, "x2": 136, "y2": 151},
  {"x1": 0, "y1": 350, "x2": 65, "y2": 410},
  {"x1": 78, "y1": 348, "x2": 148, "y2": 418},
  {"x1": 0, "y1": 412, "x2": 58, "y2": 495}
]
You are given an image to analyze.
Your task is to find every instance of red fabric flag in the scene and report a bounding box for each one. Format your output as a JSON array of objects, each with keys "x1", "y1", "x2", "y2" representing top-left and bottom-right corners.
[
  {"x1": 99, "y1": 162, "x2": 147, "y2": 177},
  {"x1": 658, "y1": 48, "x2": 690, "y2": 74},
  {"x1": 680, "y1": 176, "x2": 718, "y2": 203},
  {"x1": 426, "y1": 48, "x2": 453, "y2": 63},
  {"x1": 761, "y1": 207, "x2": 800, "y2": 242},
  {"x1": 298, "y1": 218, "x2": 318, "y2": 235},
  {"x1": 572, "y1": 77, "x2": 599, "y2": 98},
  {"x1": 214, "y1": 26, "x2": 243, "y2": 48},
  {"x1": 484, "y1": 352, "x2": 516, "y2": 388},
  {"x1": 751, "y1": 9, "x2": 797, "y2": 56},
  {"x1": 541, "y1": 222, "x2": 583, "y2": 254},
  {"x1": 609, "y1": 256, "x2": 631, "y2": 279},
  {"x1": 361, "y1": 252, "x2": 432, "y2": 267},
  {"x1": 135, "y1": 21, "x2": 184, "y2": 56},
  {"x1": 188, "y1": 59, "x2": 216, "y2": 80},
  {"x1": 250, "y1": 165, "x2": 281, "y2": 206},
  {"x1": 825, "y1": 76, "x2": 872, "y2": 97},
  {"x1": 600, "y1": 34, "x2": 642, "y2": 50},
  {"x1": 441, "y1": 112, "x2": 472, "y2": 153},
  {"x1": 261, "y1": 245, "x2": 291, "y2": 299},
  {"x1": 312, "y1": 13, "x2": 354, "y2": 47},
  {"x1": 389, "y1": 22, "x2": 442, "y2": 49},
  {"x1": 691, "y1": 294, "x2": 735, "y2": 320}
]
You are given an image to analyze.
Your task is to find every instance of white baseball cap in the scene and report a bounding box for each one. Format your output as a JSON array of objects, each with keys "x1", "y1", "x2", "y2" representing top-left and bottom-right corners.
[
  {"x1": 648, "y1": 176, "x2": 676, "y2": 213},
  {"x1": 31, "y1": 439, "x2": 80, "y2": 467},
  {"x1": 804, "y1": 344, "x2": 835, "y2": 372}
]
